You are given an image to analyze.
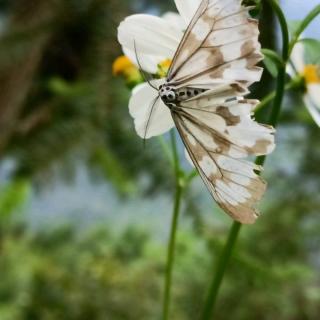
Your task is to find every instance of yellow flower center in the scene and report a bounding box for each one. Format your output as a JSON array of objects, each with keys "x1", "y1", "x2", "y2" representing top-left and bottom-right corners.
[
  {"x1": 303, "y1": 65, "x2": 320, "y2": 84},
  {"x1": 157, "y1": 59, "x2": 172, "y2": 77},
  {"x1": 112, "y1": 55, "x2": 143, "y2": 87},
  {"x1": 112, "y1": 55, "x2": 136, "y2": 76}
]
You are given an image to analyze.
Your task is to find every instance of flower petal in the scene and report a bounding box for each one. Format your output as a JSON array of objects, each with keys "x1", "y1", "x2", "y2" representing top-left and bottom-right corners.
[
  {"x1": 162, "y1": 12, "x2": 186, "y2": 30},
  {"x1": 129, "y1": 80, "x2": 175, "y2": 138},
  {"x1": 304, "y1": 84, "x2": 320, "y2": 126},
  {"x1": 122, "y1": 47, "x2": 163, "y2": 74},
  {"x1": 174, "y1": 0, "x2": 202, "y2": 25},
  {"x1": 118, "y1": 14, "x2": 182, "y2": 71},
  {"x1": 291, "y1": 42, "x2": 305, "y2": 73}
]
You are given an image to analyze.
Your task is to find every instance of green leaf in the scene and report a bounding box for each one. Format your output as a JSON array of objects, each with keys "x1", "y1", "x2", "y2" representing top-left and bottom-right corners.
[
  {"x1": 263, "y1": 57, "x2": 278, "y2": 77},
  {"x1": 287, "y1": 20, "x2": 301, "y2": 36},
  {"x1": 289, "y1": 5, "x2": 320, "y2": 55},
  {"x1": 299, "y1": 38, "x2": 320, "y2": 65},
  {"x1": 294, "y1": 4, "x2": 320, "y2": 40},
  {"x1": 262, "y1": 49, "x2": 283, "y2": 78}
]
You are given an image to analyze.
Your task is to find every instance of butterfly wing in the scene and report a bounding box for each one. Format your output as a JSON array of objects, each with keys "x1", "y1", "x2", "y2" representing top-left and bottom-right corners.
[
  {"x1": 164, "y1": 0, "x2": 274, "y2": 223},
  {"x1": 167, "y1": 0, "x2": 262, "y2": 88},
  {"x1": 172, "y1": 96, "x2": 275, "y2": 224}
]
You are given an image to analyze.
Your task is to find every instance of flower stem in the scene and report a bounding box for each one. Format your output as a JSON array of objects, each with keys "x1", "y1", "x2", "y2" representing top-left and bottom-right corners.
[
  {"x1": 200, "y1": 221, "x2": 242, "y2": 320},
  {"x1": 163, "y1": 182, "x2": 183, "y2": 320},
  {"x1": 199, "y1": 1, "x2": 290, "y2": 318},
  {"x1": 268, "y1": 0, "x2": 289, "y2": 60},
  {"x1": 158, "y1": 136, "x2": 174, "y2": 167},
  {"x1": 255, "y1": 79, "x2": 299, "y2": 112},
  {"x1": 170, "y1": 130, "x2": 179, "y2": 175},
  {"x1": 162, "y1": 130, "x2": 183, "y2": 320}
]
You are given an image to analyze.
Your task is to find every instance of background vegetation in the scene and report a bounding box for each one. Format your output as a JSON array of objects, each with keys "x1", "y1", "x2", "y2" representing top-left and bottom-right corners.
[{"x1": 0, "y1": 0, "x2": 319, "y2": 319}]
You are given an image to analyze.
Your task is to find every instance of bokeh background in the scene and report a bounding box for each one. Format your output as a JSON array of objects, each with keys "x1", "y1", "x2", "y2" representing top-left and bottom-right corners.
[{"x1": 0, "y1": 0, "x2": 319, "y2": 319}]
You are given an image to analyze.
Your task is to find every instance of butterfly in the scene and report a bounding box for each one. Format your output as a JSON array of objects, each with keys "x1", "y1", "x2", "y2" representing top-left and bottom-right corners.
[{"x1": 137, "y1": 0, "x2": 275, "y2": 224}]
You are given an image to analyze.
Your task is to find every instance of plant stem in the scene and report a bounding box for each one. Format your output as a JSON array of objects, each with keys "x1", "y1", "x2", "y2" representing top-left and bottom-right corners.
[
  {"x1": 170, "y1": 130, "x2": 179, "y2": 175},
  {"x1": 162, "y1": 130, "x2": 183, "y2": 320},
  {"x1": 255, "y1": 79, "x2": 298, "y2": 112},
  {"x1": 200, "y1": 222, "x2": 242, "y2": 319},
  {"x1": 268, "y1": 0, "x2": 290, "y2": 61},
  {"x1": 199, "y1": 1, "x2": 290, "y2": 318},
  {"x1": 158, "y1": 136, "x2": 174, "y2": 167},
  {"x1": 163, "y1": 182, "x2": 183, "y2": 320},
  {"x1": 269, "y1": 66, "x2": 286, "y2": 125}
]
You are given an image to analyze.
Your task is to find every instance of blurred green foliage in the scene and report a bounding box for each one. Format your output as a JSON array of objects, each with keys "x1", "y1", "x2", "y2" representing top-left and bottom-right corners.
[
  {"x1": 0, "y1": 180, "x2": 30, "y2": 219},
  {"x1": 0, "y1": 208, "x2": 319, "y2": 320},
  {"x1": 0, "y1": 223, "x2": 204, "y2": 320}
]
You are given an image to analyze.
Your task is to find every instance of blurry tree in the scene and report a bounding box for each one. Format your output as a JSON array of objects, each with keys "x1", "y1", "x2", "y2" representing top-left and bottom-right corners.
[{"x1": 0, "y1": 0, "x2": 172, "y2": 194}]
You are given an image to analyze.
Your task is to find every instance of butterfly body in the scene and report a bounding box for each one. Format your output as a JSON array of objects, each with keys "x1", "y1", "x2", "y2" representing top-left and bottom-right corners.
[{"x1": 159, "y1": 83, "x2": 206, "y2": 107}]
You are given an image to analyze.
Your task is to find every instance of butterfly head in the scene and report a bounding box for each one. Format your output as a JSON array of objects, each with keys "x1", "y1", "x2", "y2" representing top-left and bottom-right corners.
[{"x1": 159, "y1": 84, "x2": 177, "y2": 106}]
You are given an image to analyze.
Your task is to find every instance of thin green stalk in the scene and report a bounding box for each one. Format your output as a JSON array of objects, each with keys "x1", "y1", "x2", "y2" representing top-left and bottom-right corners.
[
  {"x1": 268, "y1": 0, "x2": 290, "y2": 61},
  {"x1": 158, "y1": 136, "x2": 174, "y2": 167},
  {"x1": 163, "y1": 183, "x2": 183, "y2": 320},
  {"x1": 255, "y1": 79, "x2": 298, "y2": 112},
  {"x1": 200, "y1": 222, "x2": 242, "y2": 319},
  {"x1": 162, "y1": 130, "x2": 183, "y2": 320},
  {"x1": 170, "y1": 130, "x2": 179, "y2": 174},
  {"x1": 200, "y1": 1, "x2": 290, "y2": 318},
  {"x1": 269, "y1": 66, "x2": 286, "y2": 125}
]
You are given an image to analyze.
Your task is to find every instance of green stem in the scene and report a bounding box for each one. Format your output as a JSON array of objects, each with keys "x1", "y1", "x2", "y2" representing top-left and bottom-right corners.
[
  {"x1": 268, "y1": 0, "x2": 290, "y2": 61},
  {"x1": 255, "y1": 79, "x2": 299, "y2": 112},
  {"x1": 158, "y1": 136, "x2": 174, "y2": 167},
  {"x1": 200, "y1": 1, "x2": 290, "y2": 318},
  {"x1": 268, "y1": 66, "x2": 286, "y2": 126},
  {"x1": 200, "y1": 222, "x2": 242, "y2": 320},
  {"x1": 163, "y1": 183, "x2": 183, "y2": 320},
  {"x1": 170, "y1": 130, "x2": 179, "y2": 175},
  {"x1": 162, "y1": 130, "x2": 183, "y2": 320}
]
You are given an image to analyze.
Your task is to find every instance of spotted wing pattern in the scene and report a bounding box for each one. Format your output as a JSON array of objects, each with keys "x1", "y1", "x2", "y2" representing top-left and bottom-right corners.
[
  {"x1": 172, "y1": 97, "x2": 275, "y2": 224},
  {"x1": 167, "y1": 0, "x2": 263, "y2": 88},
  {"x1": 164, "y1": 0, "x2": 275, "y2": 223}
]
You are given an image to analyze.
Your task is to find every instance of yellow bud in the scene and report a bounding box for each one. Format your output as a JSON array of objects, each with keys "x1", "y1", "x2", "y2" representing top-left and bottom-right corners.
[
  {"x1": 157, "y1": 59, "x2": 172, "y2": 77},
  {"x1": 112, "y1": 55, "x2": 136, "y2": 76},
  {"x1": 112, "y1": 55, "x2": 143, "y2": 88},
  {"x1": 303, "y1": 65, "x2": 320, "y2": 84}
]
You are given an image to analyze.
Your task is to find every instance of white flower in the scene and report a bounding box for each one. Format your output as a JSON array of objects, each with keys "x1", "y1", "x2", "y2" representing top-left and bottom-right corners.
[
  {"x1": 289, "y1": 42, "x2": 320, "y2": 126},
  {"x1": 118, "y1": 0, "x2": 202, "y2": 139}
]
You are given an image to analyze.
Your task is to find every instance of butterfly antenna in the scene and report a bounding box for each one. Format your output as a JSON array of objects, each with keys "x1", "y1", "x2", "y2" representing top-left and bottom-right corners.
[
  {"x1": 133, "y1": 40, "x2": 158, "y2": 91},
  {"x1": 143, "y1": 95, "x2": 160, "y2": 148}
]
